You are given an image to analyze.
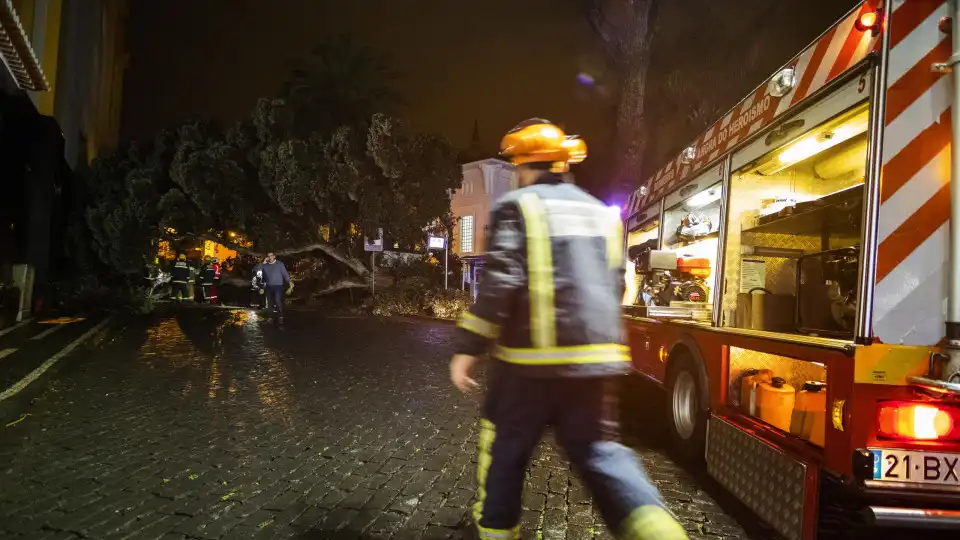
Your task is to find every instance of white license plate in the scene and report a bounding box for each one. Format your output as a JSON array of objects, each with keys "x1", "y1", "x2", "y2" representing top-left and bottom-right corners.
[{"x1": 871, "y1": 449, "x2": 960, "y2": 486}]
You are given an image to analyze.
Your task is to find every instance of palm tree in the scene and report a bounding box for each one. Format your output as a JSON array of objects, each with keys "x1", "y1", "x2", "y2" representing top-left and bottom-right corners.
[{"x1": 279, "y1": 35, "x2": 406, "y2": 137}]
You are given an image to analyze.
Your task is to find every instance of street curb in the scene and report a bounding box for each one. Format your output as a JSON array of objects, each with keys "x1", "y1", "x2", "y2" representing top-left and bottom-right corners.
[{"x1": 393, "y1": 314, "x2": 458, "y2": 325}]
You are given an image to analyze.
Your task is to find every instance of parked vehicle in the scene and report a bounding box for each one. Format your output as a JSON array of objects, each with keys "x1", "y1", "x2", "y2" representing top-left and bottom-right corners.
[{"x1": 620, "y1": 3, "x2": 960, "y2": 538}]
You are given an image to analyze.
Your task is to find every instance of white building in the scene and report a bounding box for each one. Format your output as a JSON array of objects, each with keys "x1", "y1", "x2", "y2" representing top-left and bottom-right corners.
[{"x1": 451, "y1": 158, "x2": 516, "y2": 299}]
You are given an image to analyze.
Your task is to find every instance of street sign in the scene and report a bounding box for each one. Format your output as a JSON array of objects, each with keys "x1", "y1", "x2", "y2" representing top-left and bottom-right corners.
[
  {"x1": 364, "y1": 228, "x2": 384, "y2": 252},
  {"x1": 427, "y1": 236, "x2": 446, "y2": 249}
]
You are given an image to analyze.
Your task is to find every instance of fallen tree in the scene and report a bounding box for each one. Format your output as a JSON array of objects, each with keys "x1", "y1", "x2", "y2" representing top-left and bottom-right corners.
[{"x1": 76, "y1": 99, "x2": 460, "y2": 300}]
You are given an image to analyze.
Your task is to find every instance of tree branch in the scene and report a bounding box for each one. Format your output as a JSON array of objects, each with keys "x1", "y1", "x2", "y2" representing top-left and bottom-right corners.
[
  {"x1": 184, "y1": 234, "x2": 371, "y2": 277},
  {"x1": 308, "y1": 278, "x2": 369, "y2": 297}
]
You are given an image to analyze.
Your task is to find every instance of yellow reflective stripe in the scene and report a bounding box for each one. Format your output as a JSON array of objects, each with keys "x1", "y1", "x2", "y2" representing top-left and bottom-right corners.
[
  {"x1": 474, "y1": 419, "x2": 497, "y2": 526},
  {"x1": 495, "y1": 344, "x2": 630, "y2": 365},
  {"x1": 517, "y1": 193, "x2": 555, "y2": 348},
  {"x1": 477, "y1": 524, "x2": 520, "y2": 539},
  {"x1": 458, "y1": 312, "x2": 501, "y2": 339},
  {"x1": 607, "y1": 214, "x2": 624, "y2": 269},
  {"x1": 619, "y1": 505, "x2": 688, "y2": 540}
]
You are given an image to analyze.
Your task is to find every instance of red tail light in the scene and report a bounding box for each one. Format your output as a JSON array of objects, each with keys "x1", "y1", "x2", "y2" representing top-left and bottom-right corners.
[{"x1": 877, "y1": 402, "x2": 960, "y2": 441}]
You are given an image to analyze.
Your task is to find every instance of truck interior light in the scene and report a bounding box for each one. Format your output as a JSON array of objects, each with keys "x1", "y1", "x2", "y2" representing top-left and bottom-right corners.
[
  {"x1": 686, "y1": 188, "x2": 721, "y2": 208},
  {"x1": 754, "y1": 104, "x2": 869, "y2": 175},
  {"x1": 877, "y1": 402, "x2": 960, "y2": 441}
]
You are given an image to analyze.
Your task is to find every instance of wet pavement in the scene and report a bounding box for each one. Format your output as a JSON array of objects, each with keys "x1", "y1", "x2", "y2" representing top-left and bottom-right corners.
[{"x1": 0, "y1": 309, "x2": 913, "y2": 539}]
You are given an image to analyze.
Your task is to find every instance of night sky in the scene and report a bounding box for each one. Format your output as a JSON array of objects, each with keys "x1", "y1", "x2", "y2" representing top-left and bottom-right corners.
[
  {"x1": 121, "y1": 0, "x2": 615, "y2": 177},
  {"x1": 120, "y1": 1, "x2": 859, "y2": 198}
]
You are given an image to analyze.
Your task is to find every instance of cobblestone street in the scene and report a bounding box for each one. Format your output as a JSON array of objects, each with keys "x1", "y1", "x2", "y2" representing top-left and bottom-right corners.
[{"x1": 1, "y1": 310, "x2": 770, "y2": 539}]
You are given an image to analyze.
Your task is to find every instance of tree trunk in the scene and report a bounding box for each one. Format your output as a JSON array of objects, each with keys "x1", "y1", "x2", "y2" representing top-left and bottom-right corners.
[
  {"x1": 614, "y1": 54, "x2": 653, "y2": 194},
  {"x1": 191, "y1": 235, "x2": 371, "y2": 277},
  {"x1": 614, "y1": 0, "x2": 656, "y2": 194},
  {"x1": 586, "y1": 0, "x2": 658, "y2": 194},
  {"x1": 309, "y1": 278, "x2": 368, "y2": 297}
]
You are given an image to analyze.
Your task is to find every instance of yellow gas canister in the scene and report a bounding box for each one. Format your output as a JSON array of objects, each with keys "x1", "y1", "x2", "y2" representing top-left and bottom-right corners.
[
  {"x1": 790, "y1": 381, "x2": 827, "y2": 446},
  {"x1": 740, "y1": 369, "x2": 773, "y2": 417},
  {"x1": 757, "y1": 377, "x2": 795, "y2": 432}
]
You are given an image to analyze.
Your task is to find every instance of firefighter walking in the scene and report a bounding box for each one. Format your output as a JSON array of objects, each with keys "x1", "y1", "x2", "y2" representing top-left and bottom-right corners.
[
  {"x1": 170, "y1": 254, "x2": 191, "y2": 302},
  {"x1": 450, "y1": 119, "x2": 687, "y2": 540}
]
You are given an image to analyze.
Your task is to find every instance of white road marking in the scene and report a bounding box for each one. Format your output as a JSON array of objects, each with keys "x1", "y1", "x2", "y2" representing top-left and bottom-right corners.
[
  {"x1": 0, "y1": 318, "x2": 32, "y2": 338},
  {"x1": 0, "y1": 348, "x2": 17, "y2": 361},
  {"x1": 30, "y1": 324, "x2": 68, "y2": 341},
  {"x1": 0, "y1": 317, "x2": 114, "y2": 402}
]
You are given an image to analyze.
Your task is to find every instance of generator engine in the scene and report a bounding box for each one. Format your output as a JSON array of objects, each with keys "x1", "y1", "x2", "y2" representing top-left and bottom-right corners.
[
  {"x1": 628, "y1": 244, "x2": 711, "y2": 307},
  {"x1": 823, "y1": 248, "x2": 859, "y2": 331}
]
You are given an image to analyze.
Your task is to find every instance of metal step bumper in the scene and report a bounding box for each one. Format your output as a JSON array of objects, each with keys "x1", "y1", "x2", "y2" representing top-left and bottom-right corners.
[{"x1": 865, "y1": 506, "x2": 960, "y2": 529}]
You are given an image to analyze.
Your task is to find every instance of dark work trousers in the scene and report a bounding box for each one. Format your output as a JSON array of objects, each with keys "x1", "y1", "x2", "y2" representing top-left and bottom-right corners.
[
  {"x1": 170, "y1": 282, "x2": 189, "y2": 301},
  {"x1": 265, "y1": 285, "x2": 285, "y2": 317},
  {"x1": 201, "y1": 283, "x2": 214, "y2": 304},
  {"x1": 474, "y1": 366, "x2": 687, "y2": 540},
  {"x1": 251, "y1": 288, "x2": 265, "y2": 308}
]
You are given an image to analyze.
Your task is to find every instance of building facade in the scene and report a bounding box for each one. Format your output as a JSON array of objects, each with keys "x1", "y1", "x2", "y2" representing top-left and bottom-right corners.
[
  {"x1": 451, "y1": 158, "x2": 516, "y2": 299},
  {"x1": 1, "y1": 0, "x2": 128, "y2": 320}
]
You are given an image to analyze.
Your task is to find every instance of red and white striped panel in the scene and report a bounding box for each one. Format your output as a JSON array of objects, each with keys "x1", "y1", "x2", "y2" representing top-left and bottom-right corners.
[
  {"x1": 634, "y1": 2, "x2": 881, "y2": 212},
  {"x1": 873, "y1": 0, "x2": 952, "y2": 346}
]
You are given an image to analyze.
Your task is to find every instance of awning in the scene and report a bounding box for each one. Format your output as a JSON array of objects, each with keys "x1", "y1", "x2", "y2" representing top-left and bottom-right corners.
[{"x1": 0, "y1": 0, "x2": 48, "y2": 91}]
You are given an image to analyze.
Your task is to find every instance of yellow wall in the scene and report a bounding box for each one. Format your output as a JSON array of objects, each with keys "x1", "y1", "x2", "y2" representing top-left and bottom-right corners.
[
  {"x1": 87, "y1": 0, "x2": 128, "y2": 161},
  {"x1": 36, "y1": 0, "x2": 62, "y2": 116},
  {"x1": 12, "y1": 0, "x2": 36, "y2": 38},
  {"x1": 11, "y1": 0, "x2": 128, "y2": 162}
]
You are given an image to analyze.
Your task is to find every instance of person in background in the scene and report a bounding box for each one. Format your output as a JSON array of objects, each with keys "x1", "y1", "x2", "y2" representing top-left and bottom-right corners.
[
  {"x1": 261, "y1": 252, "x2": 293, "y2": 324},
  {"x1": 211, "y1": 257, "x2": 221, "y2": 304},
  {"x1": 170, "y1": 254, "x2": 192, "y2": 302},
  {"x1": 250, "y1": 259, "x2": 266, "y2": 308},
  {"x1": 200, "y1": 256, "x2": 216, "y2": 304},
  {"x1": 194, "y1": 256, "x2": 207, "y2": 303}
]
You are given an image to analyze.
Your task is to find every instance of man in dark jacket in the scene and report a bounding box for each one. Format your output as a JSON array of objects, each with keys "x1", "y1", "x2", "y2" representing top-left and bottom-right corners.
[
  {"x1": 450, "y1": 119, "x2": 686, "y2": 540},
  {"x1": 260, "y1": 252, "x2": 292, "y2": 323},
  {"x1": 170, "y1": 254, "x2": 191, "y2": 301}
]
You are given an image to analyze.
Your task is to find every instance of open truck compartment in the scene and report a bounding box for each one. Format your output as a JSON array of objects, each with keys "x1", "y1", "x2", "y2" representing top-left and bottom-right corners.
[{"x1": 618, "y1": 3, "x2": 960, "y2": 538}]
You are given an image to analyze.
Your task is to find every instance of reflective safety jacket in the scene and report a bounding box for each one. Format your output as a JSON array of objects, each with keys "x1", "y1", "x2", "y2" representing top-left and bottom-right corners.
[
  {"x1": 454, "y1": 172, "x2": 629, "y2": 378},
  {"x1": 201, "y1": 264, "x2": 215, "y2": 285},
  {"x1": 171, "y1": 261, "x2": 190, "y2": 284}
]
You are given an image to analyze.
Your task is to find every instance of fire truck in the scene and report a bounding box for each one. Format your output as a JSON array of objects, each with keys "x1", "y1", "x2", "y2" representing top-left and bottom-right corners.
[{"x1": 621, "y1": 1, "x2": 960, "y2": 538}]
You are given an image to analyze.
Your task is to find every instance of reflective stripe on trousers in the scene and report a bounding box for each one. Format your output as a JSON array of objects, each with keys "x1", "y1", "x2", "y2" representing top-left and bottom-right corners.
[
  {"x1": 474, "y1": 419, "x2": 520, "y2": 539},
  {"x1": 495, "y1": 343, "x2": 630, "y2": 365}
]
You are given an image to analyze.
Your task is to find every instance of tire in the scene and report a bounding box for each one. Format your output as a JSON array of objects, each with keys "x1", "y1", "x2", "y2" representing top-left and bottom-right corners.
[
  {"x1": 817, "y1": 473, "x2": 868, "y2": 540},
  {"x1": 666, "y1": 353, "x2": 708, "y2": 461}
]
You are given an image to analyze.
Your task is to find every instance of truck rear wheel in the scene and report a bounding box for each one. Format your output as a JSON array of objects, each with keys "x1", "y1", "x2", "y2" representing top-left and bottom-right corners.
[{"x1": 667, "y1": 354, "x2": 707, "y2": 461}]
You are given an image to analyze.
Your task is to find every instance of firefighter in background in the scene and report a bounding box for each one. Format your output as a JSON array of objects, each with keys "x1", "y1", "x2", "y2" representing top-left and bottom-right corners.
[
  {"x1": 450, "y1": 119, "x2": 687, "y2": 540},
  {"x1": 170, "y1": 254, "x2": 191, "y2": 302},
  {"x1": 250, "y1": 261, "x2": 265, "y2": 308},
  {"x1": 210, "y1": 257, "x2": 221, "y2": 304},
  {"x1": 200, "y1": 256, "x2": 216, "y2": 304},
  {"x1": 194, "y1": 256, "x2": 206, "y2": 303}
]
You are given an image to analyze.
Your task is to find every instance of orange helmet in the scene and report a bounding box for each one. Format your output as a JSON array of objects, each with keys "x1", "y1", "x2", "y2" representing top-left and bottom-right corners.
[{"x1": 499, "y1": 118, "x2": 587, "y2": 167}]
